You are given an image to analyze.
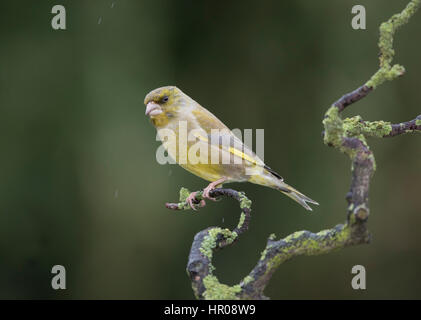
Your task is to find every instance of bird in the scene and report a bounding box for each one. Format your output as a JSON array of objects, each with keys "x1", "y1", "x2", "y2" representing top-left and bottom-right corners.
[{"x1": 144, "y1": 86, "x2": 319, "y2": 211}]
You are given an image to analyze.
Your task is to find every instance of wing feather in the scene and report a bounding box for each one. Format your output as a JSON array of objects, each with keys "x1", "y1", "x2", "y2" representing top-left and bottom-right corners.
[{"x1": 190, "y1": 106, "x2": 264, "y2": 167}]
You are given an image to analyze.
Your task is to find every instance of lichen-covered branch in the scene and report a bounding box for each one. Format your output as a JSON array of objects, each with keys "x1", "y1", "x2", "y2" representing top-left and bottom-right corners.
[
  {"x1": 165, "y1": 0, "x2": 420, "y2": 300},
  {"x1": 167, "y1": 182, "x2": 369, "y2": 300},
  {"x1": 385, "y1": 115, "x2": 421, "y2": 137},
  {"x1": 166, "y1": 187, "x2": 253, "y2": 299},
  {"x1": 366, "y1": 0, "x2": 420, "y2": 89}
]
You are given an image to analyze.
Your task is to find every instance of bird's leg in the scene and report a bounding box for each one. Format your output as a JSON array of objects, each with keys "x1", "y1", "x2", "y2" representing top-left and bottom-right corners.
[
  {"x1": 185, "y1": 177, "x2": 227, "y2": 210},
  {"x1": 203, "y1": 177, "x2": 227, "y2": 201},
  {"x1": 186, "y1": 191, "x2": 206, "y2": 211}
]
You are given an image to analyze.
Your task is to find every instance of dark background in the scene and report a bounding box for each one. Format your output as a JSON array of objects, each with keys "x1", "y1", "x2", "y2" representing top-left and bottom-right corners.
[{"x1": 0, "y1": 0, "x2": 420, "y2": 299}]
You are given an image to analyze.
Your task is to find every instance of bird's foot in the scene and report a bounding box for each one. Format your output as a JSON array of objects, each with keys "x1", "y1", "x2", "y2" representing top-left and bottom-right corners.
[
  {"x1": 202, "y1": 177, "x2": 227, "y2": 201},
  {"x1": 202, "y1": 185, "x2": 218, "y2": 201},
  {"x1": 186, "y1": 191, "x2": 206, "y2": 211},
  {"x1": 185, "y1": 178, "x2": 227, "y2": 210}
]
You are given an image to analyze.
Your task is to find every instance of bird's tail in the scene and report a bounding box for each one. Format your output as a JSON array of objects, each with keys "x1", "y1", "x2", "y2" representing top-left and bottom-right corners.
[
  {"x1": 248, "y1": 170, "x2": 319, "y2": 211},
  {"x1": 276, "y1": 181, "x2": 319, "y2": 211}
]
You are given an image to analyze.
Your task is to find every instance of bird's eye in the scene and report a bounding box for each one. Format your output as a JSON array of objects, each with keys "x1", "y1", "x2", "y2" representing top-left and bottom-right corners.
[{"x1": 162, "y1": 96, "x2": 169, "y2": 103}]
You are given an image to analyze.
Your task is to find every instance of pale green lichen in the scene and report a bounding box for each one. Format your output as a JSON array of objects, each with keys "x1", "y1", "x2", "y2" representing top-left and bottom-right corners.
[
  {"x1": 366, "y1": 0, "x2": 420, "y2": 88},
  {"x1": 323, "y1": 106, "x2": 344, "y2": 148},
  {"x1": 176, "y1": 187, "x2": 205, "y2": 210},
  {"x1": 317, "y1": 229, "x2": 331, "y2": 237},
  {"x1": 176, "y1": 187, "x2": 195, "y2": 210},
  {"x1": 343, "y1": 117, "x2": 392, "y2": 138},
  {"x1": 323, "y1": 106, "x2": 360, "y2": 160},
  {"x1": 237, "y1": 212, "x2": 246, "y2": 230},
  {"x1": 335, "y1": 225, "x2": 351, "y2": 243},
  {"x1": 200, "y1": 228, "x2": 235, "y2": 260},
  {"x1": 227, "y1": 231, "x2": 238, "y2": 244},
  {"x1": 200, "y1": 228, "x2": 220, "y2": 261},
  {"x1": 199, "y1": 227, "x2": 238, "y2": 274},
  {"x1": 260, "y1": 247, "x2": 269, "y2": 261},
  {"x1": 283, "y1": 230, "x2": 306, "y2": 242},
  {"x1": 241, "y1": 275, "x2": 254, "y2": 286},
  {"x1": 362, "y1": 121, "x2": 393, "y2": 137},
  {"x1": 202, "y1": 275, "x2": 241, "y2": 300},
  {"x1": 238, "y1": 192, "x2": 252, "y2": 209},
  {"x1": 263, "y1": 225, "x2": 352, "y2": 276},
  {"x1": 179, "y1": 187, "x2": 191, "y2": 202},
  {"x1": 193, "y1": 191, "x2": 250, "y2": 300},
  {"x1": 324, "y1": 0, "x2": 419, "y2": 164},
  {"x1": 366, "y1": 65, "x2": 405, "y2": 89},
  {"x1": 416, "y1": 119, "x2": 421, "y2": 126}
]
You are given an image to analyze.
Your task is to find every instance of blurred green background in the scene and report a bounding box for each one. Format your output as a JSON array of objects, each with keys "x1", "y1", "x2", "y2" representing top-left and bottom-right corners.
[{"x1": 0, "y1": 0, "x2": 420, "y2": 299}]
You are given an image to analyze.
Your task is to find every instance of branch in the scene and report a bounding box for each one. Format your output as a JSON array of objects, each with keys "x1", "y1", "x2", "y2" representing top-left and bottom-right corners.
[
  {"x1": 166, "y1": 187, "x2": 253, "y2": 299},
  {"x1": 385, "y1": 115, "x2": 421, "y2": 137},
  {"x1": 165, "y1": 0, "x2": 420, "y2": 300}
]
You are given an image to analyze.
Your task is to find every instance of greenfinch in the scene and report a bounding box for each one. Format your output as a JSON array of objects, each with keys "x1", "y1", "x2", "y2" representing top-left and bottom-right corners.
[{"x1": 144, "y1": 86, "x2": 318, "y2": 211}]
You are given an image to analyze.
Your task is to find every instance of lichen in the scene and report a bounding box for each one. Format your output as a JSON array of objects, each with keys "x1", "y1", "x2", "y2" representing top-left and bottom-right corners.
[
  {"x1": 343, "y1": 117, "x2": 392, "y2": 138},
  {"x1": 364, "y1": 121, "x2": 392, "y2": 137},
  {"x1": 263, "y1": 225, "x2": 352, "y2": 276},
  {"x1": 317, "y1": 229, "x2": 331, "y2": 237},
  {"x1": 342, "y1": 115, "x2": 363, "y2": 136},
  {"x1": 334, "y1": 225, "x2": 351, "y2": 243},
  {"x1": 366, "y1": 0, "x2": 420, "y2": 88},
  {"x1": 200, "y1": 228, "x2": 238, "y2": 265},
  {"x1": 323, "y1": 107, "x2": 362, "y2": 160},
  {"x1": 416, "y1": 119, "x2": 421, "y2": 126},
  {"x1": 202, "y1": 275, "x2": 241, "y2": 300},
  {"x1": 237, "y1": 212, "x2": 246, "y2": 230},
  {"x1": 176, "y1": 187, "x2": 205, "y2": 210},
  {"x1": 200, "y1": 228, "x2": 221, "y2": 261},
  {"x1": 284, "y1": 230, "x2": 306, "y2": 242},
  {"x1": 323, "y1": 106, "x2": 344, "y2": 147},
  {"x1": 260, "y1": 247, "x2": 269, "y2": 261},
  {"x1": 241, "y1": 275, "x2": 254, "y2": 286},
  {"x1": 238, "y1": 192, "x2": 252, "y2": 209},
  {"x1": 366, "y1": 65, "x2": 406, "y2": 89},
  {"x1": 179, "y1": 187, "x2": 191, "y2": 202}
]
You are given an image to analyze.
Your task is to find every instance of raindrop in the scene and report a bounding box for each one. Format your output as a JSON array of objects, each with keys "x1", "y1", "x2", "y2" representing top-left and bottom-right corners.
[
  {"x1": 98, "y1": 16, "x2": 102, "y2": 24},
  {"x1": 114, "y1": 189, "x2": 119, "y2": 198}
]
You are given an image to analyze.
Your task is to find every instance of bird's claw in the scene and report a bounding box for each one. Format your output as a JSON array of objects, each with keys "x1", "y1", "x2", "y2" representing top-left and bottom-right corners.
[
  {"x1": 186, "y1": 191, "x2": 206, "y2": 210},
  {"x1": 202, "y1": 186, "x2": 218, "y2": 201},
  {"x1": 185, "y1": 182, "x2": 223, "y2": 210}
]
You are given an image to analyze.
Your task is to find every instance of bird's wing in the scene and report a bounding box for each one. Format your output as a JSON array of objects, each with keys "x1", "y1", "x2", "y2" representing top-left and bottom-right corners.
[
  {"x1": 190, "y1": 106, "x2": 265, "y2": 167},
  {"x1": 191, "y1": 107, "x2": 229, "y2": 132}
]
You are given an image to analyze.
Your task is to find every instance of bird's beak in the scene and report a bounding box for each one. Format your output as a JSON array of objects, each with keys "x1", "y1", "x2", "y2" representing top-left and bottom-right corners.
[{"x1": 145, "y1": 102, "x2": 163, "y2": 117}]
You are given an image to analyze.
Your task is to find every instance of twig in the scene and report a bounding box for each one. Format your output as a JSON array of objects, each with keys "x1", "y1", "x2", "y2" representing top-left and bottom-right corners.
[{"x1": 385, "y1": 115, "x2": 421, "y2": 137}]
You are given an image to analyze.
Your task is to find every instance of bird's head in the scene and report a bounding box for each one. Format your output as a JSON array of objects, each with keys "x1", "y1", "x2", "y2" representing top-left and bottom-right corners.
[{"x1": 144, "y1": 86, "x2": 186, "y2": 127}]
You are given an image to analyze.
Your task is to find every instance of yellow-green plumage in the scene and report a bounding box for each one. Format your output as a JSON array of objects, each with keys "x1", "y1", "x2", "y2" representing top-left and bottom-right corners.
[{"x1": 144, "y1": 86, "x2": 318, "y2": 211}]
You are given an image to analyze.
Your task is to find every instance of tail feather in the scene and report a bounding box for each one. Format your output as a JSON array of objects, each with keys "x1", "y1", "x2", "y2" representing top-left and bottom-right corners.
[
  {"x1": 277, "y1": 182, "x2": 319, "y2": 211},
  {"x1": 248, "y1": 170, "x2": 319, "y2": 211}
]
